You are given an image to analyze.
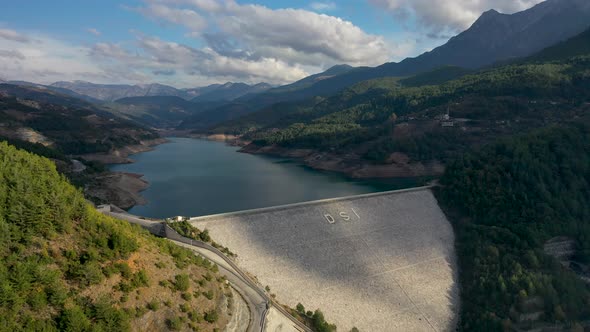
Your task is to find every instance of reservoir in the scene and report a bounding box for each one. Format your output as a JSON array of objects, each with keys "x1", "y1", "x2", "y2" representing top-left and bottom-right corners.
[{"x1": 111, "y1": 137, "x2": 418, "y2": 218}]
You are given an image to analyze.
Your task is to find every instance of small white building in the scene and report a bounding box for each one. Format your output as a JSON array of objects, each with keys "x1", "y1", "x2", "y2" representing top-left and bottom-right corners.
[{"x1": 440, "y1": 109, "x2": 454, "y2": 127}]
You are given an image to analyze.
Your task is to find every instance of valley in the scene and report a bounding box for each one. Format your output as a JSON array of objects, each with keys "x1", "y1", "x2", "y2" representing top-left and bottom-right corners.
[{"x1": 2, "y1": 0, "x2": 590, "y2": 331}]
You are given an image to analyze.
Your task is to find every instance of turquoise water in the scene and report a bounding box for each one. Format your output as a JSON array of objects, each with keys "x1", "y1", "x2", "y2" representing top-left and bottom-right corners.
[{"x1": 110, "y1": 138, "x2": 417, "y2": 218}]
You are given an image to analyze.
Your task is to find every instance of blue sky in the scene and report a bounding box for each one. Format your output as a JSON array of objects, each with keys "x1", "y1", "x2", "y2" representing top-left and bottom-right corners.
[
  {"x1": 1, "y1": 1, "x2": 402, "y2": 42},
  {"x1": 0, "y1": 0, "x2": 543, "y2": 87}
]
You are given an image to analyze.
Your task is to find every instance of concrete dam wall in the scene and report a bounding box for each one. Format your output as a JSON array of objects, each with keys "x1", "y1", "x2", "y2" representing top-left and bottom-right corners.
[{"x1": 190, "y1": 187, "x2": 459, "y2": 332}]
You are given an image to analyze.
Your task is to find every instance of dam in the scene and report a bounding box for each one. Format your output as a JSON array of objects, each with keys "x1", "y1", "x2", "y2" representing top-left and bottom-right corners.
[{"x1": 189, "y1": 187, "x2": 459, "y2": 332}]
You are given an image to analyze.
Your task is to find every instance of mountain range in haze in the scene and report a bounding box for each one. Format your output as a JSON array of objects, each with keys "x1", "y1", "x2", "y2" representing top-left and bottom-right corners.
[
  {"x1": 49, "y1": 80, "x2": 273, "y2": 102},
  {"x1": 3, "y1": 0, "x2": 590, "y2": 132}
]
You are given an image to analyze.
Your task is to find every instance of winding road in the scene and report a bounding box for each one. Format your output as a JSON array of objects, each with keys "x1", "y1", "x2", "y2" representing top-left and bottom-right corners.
[{"x1": 97, "y1": 204, "x2": 309, "y2": 332}]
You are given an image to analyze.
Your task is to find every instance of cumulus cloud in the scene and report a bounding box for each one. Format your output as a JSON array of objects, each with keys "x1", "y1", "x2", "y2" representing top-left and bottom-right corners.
[
  {"x1": 217, "y1": 2, "x2": 390, "y2": 66},
  {"x1": 138, "y1": 3, "x2": 207, "y2": 31},
  {"x1": 175, "y1": 0, "x2": 222, "y2": 12},
  {"x1": 0, "y1": 34, "x2": 116, "y2": 84},
  {"x1": 0, "y1": 27, "x2": 307, "y2": 86},
  {"x1": 0, "y1": 28, "x2": 31, "y2": 43},
  {"x1": 138, "y1": 0, "x2": 392, "y2": 68},
  {"x1": 90, "y1": 35, "x2": 309, "y2": 84},
  {"x1": 369, "y1": 0, "x2": 544, "y2": 33},
  {"x1": 0, "y1": 1, "x2": 409, "y2": 87},
  {"x1": 60, "y1": 0, "x2": 395, "y2": 86},
  {"x1": 0, "y1": 49, "x2": 26, "y2": 60}
]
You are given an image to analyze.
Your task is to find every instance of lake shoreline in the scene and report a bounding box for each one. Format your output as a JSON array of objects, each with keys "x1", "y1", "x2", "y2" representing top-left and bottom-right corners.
[
  {"x1": 78, "y1": 137, "x2": 170, "y2": 164},
  {"x1": 185, "y1": 133, "x2": 442, "y2": 180},
  {"x1": 238, "y1": 143, "x2": 445, "y2": 179},
  {"x1": 195, "y1": 132, "x2": 445, "y2": 179},
  {"x1": 89, "y1": 135, "x2": 437, "y2": 212},
  {"x1": 110, "y1": 137, "x2": 419, "y2": 219},
  {"x1": 81, "y1": 138, "x2": 170, "y2": 211}
]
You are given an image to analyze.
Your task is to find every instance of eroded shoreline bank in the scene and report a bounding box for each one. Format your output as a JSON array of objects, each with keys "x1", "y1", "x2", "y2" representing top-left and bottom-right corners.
[
  {"x1": 197, "y1": 133, "x2": 444, "y2": 179},
  {"x1": 80, "y1": 138, "x2": 169, "y2": 210},
  {"x1": 239, "y1": 143, "x2": 444, "y2": 179}
]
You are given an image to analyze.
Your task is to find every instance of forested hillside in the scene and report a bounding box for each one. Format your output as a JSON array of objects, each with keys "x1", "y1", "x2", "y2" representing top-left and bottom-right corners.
[
  {"x1": 524, "y1": 27, "x2": 590, "y2": 63},
  {"x1": 106, "y1": 96, "x2": 219, "y2": 129},
  {"x1": 0, "y1": 84, "x2": 159, "y2": 155},
  {"x1": 0, "y1": 142, "x2": 232, "y2": 331},
  {"x1": 176, "y1": 0, "x2": 590, "y2": 129},
  {"x1": 437, "y1": 124, "x2": 590, "y2": 330},
  {"x1": 213, "y1": 54, "x2": 590, "y2": 169}
]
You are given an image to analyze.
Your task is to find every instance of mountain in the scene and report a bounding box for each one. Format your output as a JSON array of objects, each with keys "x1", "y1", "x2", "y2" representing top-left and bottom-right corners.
[
  {"x1": 105, "y1": 82, "x2": 272, "y2": 129},
  {"x1": 34, "y1": 81, "x2": 271, "y2": 128},
  {"x1": 183, "y1": 83, "x2": 223, "y2": 99},
  {"x1": 0, "y1": 142, "x2": 231, "y2": 331},
  {"x1": 178, "y1": 66, "x2": 358, "y2": 129},
  {"x1": 297, "y1": 0, "x2": 590, "y2": 94},
  {"x1": 404, "y1": 0, "x2": 590, "y2": 69},
  {"x1": 184, "y1": 0, "x2": 590, "y2": 127},
  {"x1": 0, "y1": 83, "x2": 158, "y2": 154},
  {"x1": 178, "y1": 64, "x2": 469, "y2": 131},
  {"x1": 179, "y1": 102, "x2": 254, "y2": 130},
  {"x1": 6, "y1": 80, "x2": 102, "y2": 103},
  {"x1": 0, "y1": 82, "x2": 95, "y2": 109},
  {"x1": 208, "y1": 41, "x2": 590, "y2": 173},
  {"x1": 398, "y1": 66, "x2": 473, "y2": 88},
  {"x1": 51, "y1": 81, "x2": 188, "y2": 102},
  {"x1": 190, "y1": 82, "x2": 272, "y2": 103},
  {"x1": 107, "y1": 95, "x2": 222, "y2": 128},
  {"x1": 524, "y1": 26, "x2": 590, "y2": 63},
  {"x1": 50, "y1": 80, "x2": 273, "y2": 104},
  {"x1": 266, "y1": 64, "x2": 354, "y2": 94}
]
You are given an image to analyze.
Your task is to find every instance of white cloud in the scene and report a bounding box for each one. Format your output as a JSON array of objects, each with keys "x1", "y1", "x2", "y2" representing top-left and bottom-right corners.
[
  {"x1": 1, "y1": 1, "x2": 422, "y2": 87},
  {"x1": 0, "y1": 49, "x2": 26, "y2": 60},
  {"x1": 217, "y1": 2, "x2": 390, "y2": 66},
  {"x1": 138, "y1": 4, "x2": 207, "y2": 31},
  {"x1": 310, "y1": 2, "x2": 337, "y2": 12},
  {"x1": 180, "y1": 0, "x2": 222, "y2": 12},
  {"x1": 138, "y1": 0, "x2": 393, "y2": 68},
  {"x1": 147, "y1": 0, "x2": 223, "y2": 12},
  {"x1": 0, "y1": 28, "x2": 31, "y2": 43},
  {"x1": 87, "y1": 28, "x2": 101, "y2": 36},
  {"x1": 0, "y1": 34, "x2": 114, "y2": 84},
  {"x1": 61, "y1": 0, "x2": 399, "y2": 86},
  {"x1": 0, "y1": 26, "x2": 309, "y2": 87},
  {"x1": 368, "y1": 0, "x2": 544, "y2": 33},
  {"x1": 90, "y1": 35, "x2": 310, "y2": 85}
]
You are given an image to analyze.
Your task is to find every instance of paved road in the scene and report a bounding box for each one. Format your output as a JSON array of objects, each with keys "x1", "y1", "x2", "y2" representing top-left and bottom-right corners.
[
  {"x1": 97, "y1": 205, "x2": 308, "y2": 332},
  {"x1": 172, "y1": 240, "x2": 269, "y2": 332},
  {"x1": 97, "y1": 204, "x2": 160, "y2": 229}
]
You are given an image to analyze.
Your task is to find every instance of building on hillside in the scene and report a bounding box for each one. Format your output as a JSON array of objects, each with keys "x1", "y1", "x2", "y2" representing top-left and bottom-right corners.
[
  {"x1": 167, "y1": 216, "x2": 186, "y2": 222},
  {"x1": 440, "y1": 109, "x2": 455, "y2": 127}
]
